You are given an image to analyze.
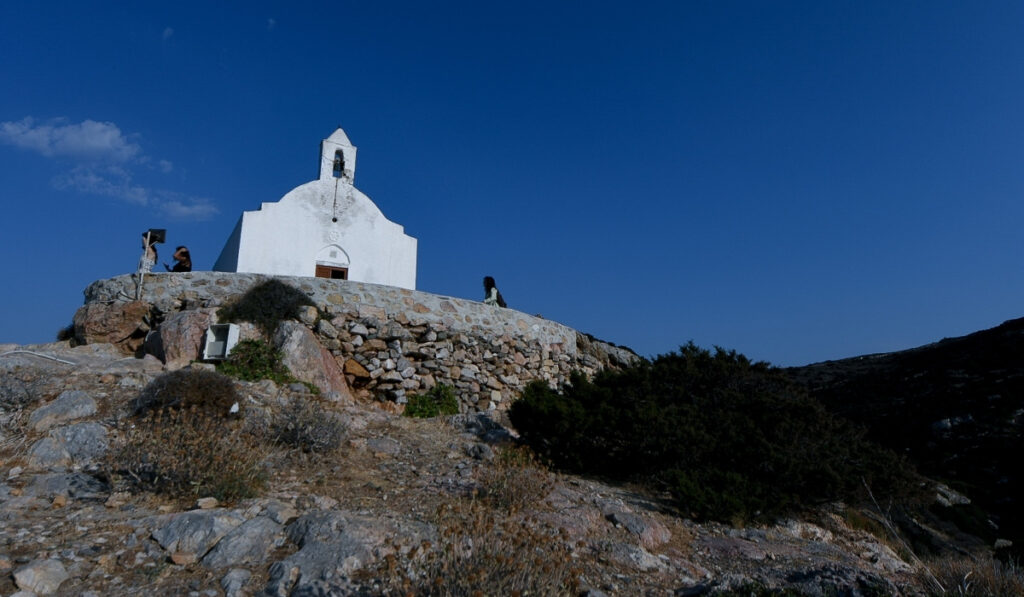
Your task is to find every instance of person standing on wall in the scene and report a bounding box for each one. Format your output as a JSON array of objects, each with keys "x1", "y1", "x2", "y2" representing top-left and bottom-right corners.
[
  {"x1": 483, "y1": 276, "x2": 507, "y2": 308},
  {"x1": 138, "y1": 232, "x2": 159, "y2": 274}
]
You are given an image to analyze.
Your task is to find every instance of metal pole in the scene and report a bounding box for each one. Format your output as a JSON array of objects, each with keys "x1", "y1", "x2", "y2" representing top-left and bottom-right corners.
[{"x1": 137, "y1": 230, "x2": 151, "y2": 300}]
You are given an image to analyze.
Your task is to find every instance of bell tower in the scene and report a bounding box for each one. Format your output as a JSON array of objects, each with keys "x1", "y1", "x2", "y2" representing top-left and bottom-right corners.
[{"x1": 319, "y1": 127, "x2": 357, "y2": 182}]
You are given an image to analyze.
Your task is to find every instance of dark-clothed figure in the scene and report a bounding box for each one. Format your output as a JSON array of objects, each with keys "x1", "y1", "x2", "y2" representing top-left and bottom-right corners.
[
  {"x1": 165, "y1": 246, "x2": 192, "y2": 272},
  {"x1": 483, "y1": 276, "x2": 507, "y2": 308}
]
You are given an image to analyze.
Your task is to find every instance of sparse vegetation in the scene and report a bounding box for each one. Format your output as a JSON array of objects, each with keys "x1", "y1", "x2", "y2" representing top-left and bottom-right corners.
[
  {"x1": 106, "y1": 406, "x2": 266, "y2": 502},
  {"x1": 358, "y1": 445, "x2": 576, "y2": 595},
  {"x1": 716, "y1": 583, "x2": 805, "y2": 596},
  {"x1": 510, "y1": 343, "x2": 924, "y2": 523},
  {"x1": 922, "y1": 553, "x2": 1024, "y2": 596},
  {"x1": 411, "y1": 502, "x2": 576, "y2": 596},
  {"x1": 216, "y1": 279, "x2": 316, "y2": 336},
  {"x1": 55, "y1": 322, "x2": 75, "y2": 342},
  {"x1": 269, "y1": 397, "x2": 347, "y2": 453},
  {"x1": 474, "y1": 445, "x2": 550, "y2": 513},
  {"x1": 404, "y1": 383, "x2": 459, "y2": 418},
  {"x1": 132, "y1": 368, "x2": 241, "y2": 416},
  {"x1": 216, "y1": 338, "x2": 312, "y2": 390},
  {"x1": 217, "y1": 339, "x2": 287, "y2": 382}
]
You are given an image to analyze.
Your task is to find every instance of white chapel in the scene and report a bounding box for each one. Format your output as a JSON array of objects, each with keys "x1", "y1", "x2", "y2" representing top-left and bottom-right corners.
[{"x1": 213, "y1": 128, "x2": 418, "y2": 289}]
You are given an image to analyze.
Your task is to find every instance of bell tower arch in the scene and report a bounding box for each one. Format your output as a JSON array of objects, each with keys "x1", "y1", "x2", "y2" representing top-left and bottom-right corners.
[{"x1": 319, "y1": 127, "x2": 357, "y2": 182}]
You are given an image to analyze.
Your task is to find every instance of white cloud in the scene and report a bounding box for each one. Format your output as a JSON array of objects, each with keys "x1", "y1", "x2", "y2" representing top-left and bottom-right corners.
[
  {"x1": 163, "y1": 27, "x2": 174, "y2": 40},
  {"x1": 1, "y1": 116, "x2": 218, "y2": 221},
  {"x1": 0, "y1": 117, "x2": 142, "y2": 162},
  {"x1": 53, "y1": 165, "x2": 149, "y2": 204},
  {"x1": 160, "y1": 197, "x2": 219, "y2": 220},
  {"x1": 52, "y1": 167, "x2": 218, "y2": 220}
]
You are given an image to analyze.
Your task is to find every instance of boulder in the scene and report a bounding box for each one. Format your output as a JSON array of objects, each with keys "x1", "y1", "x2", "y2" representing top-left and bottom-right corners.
[
  {"x1": 152, "y1": 511, "x2": 246, "y2": 559},
  {"x1": 28, "y1": 390, "x2": 97, "y2": 432},
  {"x1": 22, "y1": 472, "x2": 108, "y2": 500},
  {"x1": 273, "y1": 321, "x2": 354, "y2": 401},
  {"x1": 13, "y1": 559, "x2": 69, "y2": 595},
  {"x1": 605, "y1": 543, "x2": 667, "y2": 572},
  {"x1": 202, "y1": 516, "x2": 283, "y2": 568},
  {"x1": 264, "y1": 510, "x2": 434, "y2": 596},
  {"x1": 221, "y1": 569, "x2": 252, "y2": 597},
  {"x1": 606, "y1": 511, "x2": 672, "y2": 549},
  {"x1": 28, "y1": 413, "x2": 107, "y2": 470},
  {"x1": 73, "y1": 300, "x2": 152, "y2": 354},
  {"x1": 154, "y1": 309, "x2": 214, "y2": 369},
  {"x1": 26, "y1": 437, "x2": 70, "y2": 470}
]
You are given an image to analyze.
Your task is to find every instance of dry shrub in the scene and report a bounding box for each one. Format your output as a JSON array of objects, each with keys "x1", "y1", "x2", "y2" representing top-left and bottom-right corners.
[
  {"x1": 842, "y1": 507, "x2": 915, "y2": 562},
  {"x1": 216, "y1": 279, "x2": 315, "y2": 336},
  {"x1": 106, "y1": 406, "x2": 266, "y2": 502},
  {"x1": 364, "y1": 503, "x2": 577, "y2": 596},
  {"x1": 133, "y1": 368, "x2": 241, "y2": 416},
  {"x1": 270, "y1": 398, "x2": 347, "y2": 453},
  {"x1": 475, "y1": 445, "x2": 551, "y2": 513},
  {"x1": 419, "y1": 503, "x2": 577, "y2": 596},
  {"x1": 922, "y1": 553, "x2": 1024, "y2": 596},
  {"x1": 358, "y1": 446, "x2": 576, "y2": 595}
]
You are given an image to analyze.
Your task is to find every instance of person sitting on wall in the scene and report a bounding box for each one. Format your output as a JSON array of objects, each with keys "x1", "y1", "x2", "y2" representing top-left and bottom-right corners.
[
  {"x1": 138, "y1": 233, "x2": 158, "y2": 274},
  {"x1": 483, "y1": 276, "x2": 507, "y2": 308},
  {"x1": 164, "y1": 246, "x2": 192, "y2": 272}
]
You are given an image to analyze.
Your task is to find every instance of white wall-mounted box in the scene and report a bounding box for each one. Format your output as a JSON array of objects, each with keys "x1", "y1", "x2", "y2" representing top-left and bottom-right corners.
[{"x1": 202, "y1": 324, "x2": 240, "y2": 361}]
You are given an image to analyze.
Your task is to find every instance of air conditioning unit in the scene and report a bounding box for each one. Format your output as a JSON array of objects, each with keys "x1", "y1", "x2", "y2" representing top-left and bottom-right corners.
[{"x1": 202, "y1": 324, "x2": 240, "y2": 361}]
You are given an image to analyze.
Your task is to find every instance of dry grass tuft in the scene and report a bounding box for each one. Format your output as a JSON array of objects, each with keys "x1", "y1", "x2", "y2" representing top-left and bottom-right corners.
[
  {"x1": 417, "y1": 503, "x2": 578, "y2": 596},
  {"x1": 922, "y1": 553, "x2": 1024, "y2": 596},
  {"x1": 358, "y1": 445, "x2": 578, "y2": 595},
  {"x1": 106, "y1": 406, "x2": 267, "y2": 503},
  {"x1": 475, "y1": 445, "x2": 550, "y2": 513},
  {"x1": 268, "y1": 397, "x2": 347, "y2": 453}
]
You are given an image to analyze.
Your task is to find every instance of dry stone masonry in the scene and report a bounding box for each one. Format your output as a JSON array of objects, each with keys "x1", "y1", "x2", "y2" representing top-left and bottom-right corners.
[{"x1": 82, "y1": 273, "x2": 638, "y2": 411}]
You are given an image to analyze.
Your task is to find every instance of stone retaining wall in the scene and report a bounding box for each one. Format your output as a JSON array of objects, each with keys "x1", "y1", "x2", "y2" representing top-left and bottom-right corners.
[{"x1": 83, "y1": 273, "x2": 639, "y2": 411}]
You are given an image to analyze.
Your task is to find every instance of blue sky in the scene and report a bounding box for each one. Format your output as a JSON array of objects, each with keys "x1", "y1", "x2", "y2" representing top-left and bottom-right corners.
[{"x1": 2, "y1": 1, "x2": 1022, "y2": 366}]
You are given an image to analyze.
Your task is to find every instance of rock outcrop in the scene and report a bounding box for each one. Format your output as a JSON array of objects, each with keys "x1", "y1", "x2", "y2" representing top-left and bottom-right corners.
[{"x1": 72, "y1": 300, "x2": 152, "y2": 355}]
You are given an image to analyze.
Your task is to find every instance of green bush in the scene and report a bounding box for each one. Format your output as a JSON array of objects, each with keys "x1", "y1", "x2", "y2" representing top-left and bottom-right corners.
[
  {"x1": 133, "y1": 368, "x2": 241, "y2": 417},
  {"x1": 509, "y1": 343, "x2": 922, "y2": 523},
  {"x1": 217, "y1": 279, "x2": 316, "y2": 336},
  {"x1": 218, "y1": 339, "x2": 288, "y2": 382},
  {"x1": 403, "y1": 383, "x2": 459, "y2": 418},
  {"x1": 216, "y1": 339, "x2": 319, "y2": 393}
]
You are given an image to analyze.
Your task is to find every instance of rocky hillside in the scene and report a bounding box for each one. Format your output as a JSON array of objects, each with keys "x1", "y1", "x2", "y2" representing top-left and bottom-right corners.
[
  {"x1": 788, "y1": 317, "x2": 1024, "y2": 559},
  {"x1": 0, "y1": 338, "x2": 964, "y2": 596}
]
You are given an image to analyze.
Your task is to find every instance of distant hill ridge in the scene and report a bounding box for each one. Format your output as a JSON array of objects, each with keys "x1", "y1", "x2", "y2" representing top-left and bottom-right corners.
[{"x1": 789, "y1": 316, "x2": 1024, "y2": 557}]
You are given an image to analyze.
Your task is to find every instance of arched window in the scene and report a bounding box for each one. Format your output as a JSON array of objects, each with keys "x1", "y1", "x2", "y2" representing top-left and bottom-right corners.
[{"x1": 332, "y1": 150, "x2": 345, "y2": 178}]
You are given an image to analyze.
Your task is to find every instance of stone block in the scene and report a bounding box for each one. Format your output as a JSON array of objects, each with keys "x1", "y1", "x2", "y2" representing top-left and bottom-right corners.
[{"x1": 343, "y1": 359, "x2": 370, "y2": 378}]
